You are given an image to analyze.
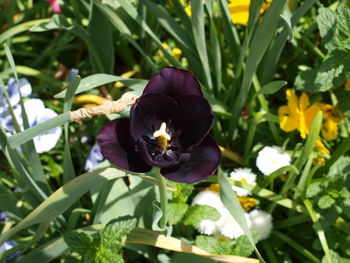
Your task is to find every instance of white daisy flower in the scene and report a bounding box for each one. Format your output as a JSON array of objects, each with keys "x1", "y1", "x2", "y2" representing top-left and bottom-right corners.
[
  {"x1": 191, "y1": 190, "x2": 224, "y2": 235},
  {"x1": 256, "y1": 146, "x2": 291, "y2": 176},
  {"x1": 249, "y1": 210, "x2": 273, "y2": 240},
  {"x1": 229, "y1": 168, "x2": 257, "y2": 196},
  {"x1": 191, "y1": 190, "x2": 251, "y2": 239},
  {"x1": 218, "y1": 212, "x2": 251, "y2": 239}
]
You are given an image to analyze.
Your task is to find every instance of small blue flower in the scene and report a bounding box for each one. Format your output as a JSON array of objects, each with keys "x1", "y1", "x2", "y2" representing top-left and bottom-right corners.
[
  {"x1": 0, "y1": 78, "x2": 32, "y2": 115},
  {"x1": 85, "y1": 143, "x2": 105, "y2": 171},
  {"x1": 0, "y1": 212, "x2": 7, "y2": 222},
  {"x1": 67, "y1": 68, "x2": 79, "y2": 81},
  {"x1": 0, "y1": 240, "x2": 21, "y2": 262}
]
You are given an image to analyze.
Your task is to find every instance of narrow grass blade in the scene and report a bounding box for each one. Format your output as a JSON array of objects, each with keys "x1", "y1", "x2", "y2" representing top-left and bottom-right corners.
[
  {"x1": 260, "y1": 0, "x2": 317, "y2": 84},
  {"x1": 191, "y1": 0, "x2": 213, "y2": 90},
  {"x1": 229, "y1": 0, "x2": 287, "y2": 137},
  {"x1": 219, "y1": 173, "x2": 266, "y2": 263},
  {"x1": 272, "y1": 230, "x2": 320, "y2": 263},
  {"x1": 0, "y1": 168, "x2": 126, "y2": 243},
  {"x1": 229, "y1": 179, "x2": 305, "y2": 213},
  {"x1": 255, "y1": 80, "x2": 287, "y2": 96},
  {"x1": 55, "y1": 73, "x2": 147, "y2": 98},
  {"x1": 4, "y1": 44, "x2": 50, "y2": 193},
  {"x1": 8, "y1": 113, "x2": 70, "y2": 149},
  {"x1": 62, "y1": 76, "x2": 81, "y2": 184},
  {"x1": 0, "y1": 19, "x2": 49, "y2": 44},
  {"x1": 18, "y1": 226, "x2": 259, "y2": 263},
  {"x1": 117, "y1": 0, "x2": 181, "y2": 67}
]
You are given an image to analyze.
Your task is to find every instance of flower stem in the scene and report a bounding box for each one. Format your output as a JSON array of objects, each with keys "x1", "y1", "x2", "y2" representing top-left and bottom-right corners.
[{"x1": 155, "y1": 169, "x2": 168, "y2": 229}]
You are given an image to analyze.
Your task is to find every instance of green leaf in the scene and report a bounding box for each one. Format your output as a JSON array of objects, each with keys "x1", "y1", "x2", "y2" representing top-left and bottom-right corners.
[
  {"x1": 64, "y1": 232, "x2": 93, "y2": 254},
  {"x1": 306, "y1": 181, "x2": 323, "y2": 198},
  {"x1": 183, "y1": 205, "x2": 220, "y2": 227},
  {"x1": 195, "y1": 235, "x2": 233, "y2": 255},
  {"x1": 336, "y1": 4, "x2": 350, "y2": 39},
  {"x1": 317, "y1": 7, "x2": 338, "y2": 51},
  {"x1": 167, "y1": 203, "x2": 189, "y2": 225},
  {"x1": 29, "y1": 14, "x2": 73, "y2": 32},
  {"x1": 88, "y1": 4, "x2": 114, "y2": 73},
  {"x1": 255, "y1": 81, "x2": 287, "y2": 96},
  {"x1": 55, "y1": 73, "x2": 147, "y2": 98},
  {"x1": 318, "y1": 195, "x2": 335, "y2": 209},
  {"x1": 232, "y1": 233, "x2": 260, "y2": 257},
  {"x1": 0, "y1": 168, "x2": 126, "y2": 243},
  {"x1": 100, "y1": 216, "x2": 137, "y2": 247},
  {"x1": 171, "y1": 182, "x2": 194, "y2": 204},
  {"x1": 295, "y1": 50, "x2": 350, "y2": 93},
  {"x1": 219, "y1": 173, "x2": 265, "y2": 263}
]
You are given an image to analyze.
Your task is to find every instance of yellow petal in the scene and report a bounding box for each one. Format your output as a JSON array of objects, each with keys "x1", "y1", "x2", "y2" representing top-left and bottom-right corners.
[
  {"x1": 286, "y1": 89, "x2": 299, "y2": 115},
  {"x1": 228, "y1": 0, "x2": 251, "y2": 25},
  {"x1": 315, "y1": 139, "x2": 330, "y2": 154},
  {"x1": 321, "y1": 119, "x2": 339, "y2": 140},
  {"x1": 303, "y1": 103, "x2": 321, "y2": 135},
  {"x1": 299, "y1": 92, "x2": 310, "y2": 111},
  {"x1": 278, "y1": 105, "x2": 298, "y2": 132}
]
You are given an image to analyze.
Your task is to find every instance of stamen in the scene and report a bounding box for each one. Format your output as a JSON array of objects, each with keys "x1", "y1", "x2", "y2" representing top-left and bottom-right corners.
[{"x1": 153, "y1": 122, "x2": 171, "y2": 149}]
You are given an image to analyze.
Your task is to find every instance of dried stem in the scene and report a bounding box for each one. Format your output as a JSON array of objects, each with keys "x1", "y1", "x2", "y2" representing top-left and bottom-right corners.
[{"x1": 70, "y1": 93, "x2": 139, "y2": 121}]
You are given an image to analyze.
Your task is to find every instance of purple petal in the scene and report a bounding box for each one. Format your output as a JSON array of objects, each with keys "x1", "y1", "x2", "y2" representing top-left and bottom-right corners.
[
  {"x1": 161, "y1": 135, "x2": 221, "y2": 183},
  {"x1": 143, "y1": 67, "x2": 202, "y2": 98},
  {"x1": 97, "y1": 118, "x2": 152, "y2": 173},
  {"x1": 174, "y1": 95, "x2": 213, "y2": 150},
  {"x1": 130, "y1": 93, "x2": 178, "y2": 141}
]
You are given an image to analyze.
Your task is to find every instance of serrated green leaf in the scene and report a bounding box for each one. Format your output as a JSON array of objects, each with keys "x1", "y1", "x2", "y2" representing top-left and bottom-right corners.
[
  {"x1": 100, "y1": 216, "x2": 137, "y2": 248},
  {"x1": 306, "y1": 181, "x2": 323, "y2": 198},
  {"x1": 318, "y1": 195, "x2": 335, "y2": 209},
  {"x1": 328, "y1": 156, "x2": 350, "y2": 178},
  {"x1": 183, "y1": 205, "x2": 220, "y2": 227},
  {"x1": 295, "y1": 50, "x2": 350, "y2": 93},
  {"x1": 195, "y1": 235, "x2": 233, "y2": 255},
  {"x1": 317, "y1": 7, "x2": 339, "y2": 51},
  {"x1": 336, "y1": 5, "x2": 350, "y2": 39},
  {"x1": 95, "y1": 249, "x2": 124, "y2": 263},
  {"x1": 171, "y1": 182, "x2": 194, "y2": 204},
  {"x1": 232, "y1": 233, "x2": 260, "y2": 257},
  {"x1": 167, "y1": 203, "x2": 189, "y2": 225},
  {"x1": 64, "y1": 232, "x2": 93, "y2": 255}
]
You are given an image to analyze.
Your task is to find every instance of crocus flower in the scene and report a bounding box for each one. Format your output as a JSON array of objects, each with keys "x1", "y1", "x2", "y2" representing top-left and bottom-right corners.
[
  {"x1": 0, "y1": 78, "x2": 32, "y2": 115},
  {"x1": 0, "y1": 240, "x2": 21, "y2": 261},
  {"x1": 1, "y1": 99, "x2": 62, "y2": 153},
  {"x1": 85, "y1": 143, "x2": 105, "y2": 171},
  {"x1": 97, "y1": 67, "x2": 221, "y2": 183}
]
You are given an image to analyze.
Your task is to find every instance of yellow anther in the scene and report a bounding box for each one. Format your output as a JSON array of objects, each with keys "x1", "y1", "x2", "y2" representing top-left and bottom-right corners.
[{"x1": 153, "y1": 122, "x2": 171, "y2": 149}]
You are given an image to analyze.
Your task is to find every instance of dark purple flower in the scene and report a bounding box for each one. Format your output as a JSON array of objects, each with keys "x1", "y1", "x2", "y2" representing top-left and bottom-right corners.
[{"x1": 97, "y1": 67, "x2": 221, "y2": 183}]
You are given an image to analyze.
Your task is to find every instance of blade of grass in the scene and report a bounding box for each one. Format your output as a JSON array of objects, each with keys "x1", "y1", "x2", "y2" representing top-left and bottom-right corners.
[
  {"x1": 260, "y1": 0, "x2": 317, "y2": 84},
  {"x1": 8, "y1": 112, "x2": 70, "y2": 149},
  {"x1": 0, "y1": 168, "x2": 127, "y2": 244},
  {"x1": 62, "y1": 76, "x2": 81, "y2": 184},
  {"x1": 219, "y1": 172, "x2": 265, "y2": 263},
  {"x1": 191, "y1": 0, "x2": 213, "y2": 91},
  {"x1": 272, "y1": 231, "x2": 320, "y2": 263},
  {"x1": 117, "y1": 0, "x2": 181, "y2": 67},
  {"x1": 4, "y1": 44, "x2": 50, "y2": 194},
  {"x1": 229, "y1": 0, "x2": 287, "y2": 139},
  {"x1": 55, "y1": 73, "x2": 147, "y2": 98}
]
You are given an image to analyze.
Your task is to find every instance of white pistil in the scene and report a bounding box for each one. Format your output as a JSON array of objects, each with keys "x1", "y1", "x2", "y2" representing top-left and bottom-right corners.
[{"x1": 153, "y1": 122, "x2": 171, "y2": 149}]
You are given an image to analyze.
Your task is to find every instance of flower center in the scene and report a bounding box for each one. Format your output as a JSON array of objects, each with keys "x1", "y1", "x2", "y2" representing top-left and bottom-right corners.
[{"x1": 153, "y1": 122, "x2": 171, "y2": 150}]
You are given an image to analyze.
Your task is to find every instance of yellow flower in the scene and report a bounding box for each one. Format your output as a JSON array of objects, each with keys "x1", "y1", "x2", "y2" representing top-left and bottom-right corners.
[
  {"x1": 207, "y1": 184, "x2": 256, "y2": 211},
  {"x1": 317, "y1": 103, "x2": 343, "y2": 140},
  {"x1": 228, "y1": 0, "x2": 272, "y2": 25},
  {"x1": 278, "y1": 89, "x2": 320, "y2": 139}
]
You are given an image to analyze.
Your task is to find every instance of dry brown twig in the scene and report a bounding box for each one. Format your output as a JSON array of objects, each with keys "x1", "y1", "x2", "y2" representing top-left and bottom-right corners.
[{"x1": 70, "y1": 93, "x2": 139, "y2": 121}]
